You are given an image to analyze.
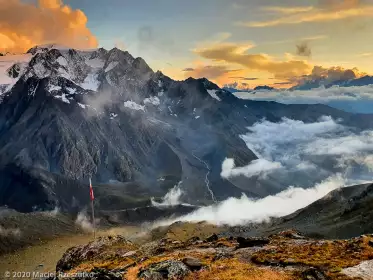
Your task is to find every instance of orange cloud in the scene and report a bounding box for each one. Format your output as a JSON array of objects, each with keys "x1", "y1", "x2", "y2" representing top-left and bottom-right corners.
[
  {"x1": 187, "y1": 41, "x2": 369, "y2": 89},
  {"x1": 0, "y1": 0, "x2": 97, "y2": 53},
  {"x1": 262, "y1": 6, "x2": 314, "y2": 14},
  {"x1": 239, "y1": 1, "x2": 373, "y2": 27},
  {"x1": 193, "y1": 42, "x2": 311, "y2": 80}
]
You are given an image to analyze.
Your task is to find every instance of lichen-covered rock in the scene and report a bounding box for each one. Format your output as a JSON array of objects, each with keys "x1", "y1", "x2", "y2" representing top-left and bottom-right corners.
[
  {"x1": 82, "y1": 267, "x2": 126, "y2": 280},
  {"x1": 138, "y1": 260, "x2": 190, "y2": 279},
  {"x1": 56, "y1": 235, "x2": 136, "y2": 272},
  {"x1": 274, "y1": 229, "x2": 306, "y2": 240},
  {"x1": 301, "y1": 268, "x2": 328, "y2": 280},
  {"x1": 342, "y1": 260, "x2": 373, "y2": 280}
]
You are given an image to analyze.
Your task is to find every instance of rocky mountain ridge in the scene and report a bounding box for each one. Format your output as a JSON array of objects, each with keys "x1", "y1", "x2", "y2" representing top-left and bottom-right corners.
[{"x1": 1, "y1": 45, "x2": 373, "y2": 214}]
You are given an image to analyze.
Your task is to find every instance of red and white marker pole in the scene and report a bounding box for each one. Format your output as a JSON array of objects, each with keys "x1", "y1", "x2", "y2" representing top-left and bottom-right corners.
[{"x1": 89, "y1": 178, "x2": 95, "y2": 239}]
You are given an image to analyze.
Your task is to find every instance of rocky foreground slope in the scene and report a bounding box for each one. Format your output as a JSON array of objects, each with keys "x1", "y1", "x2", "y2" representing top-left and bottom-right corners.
[{"x1": 45, "y1": 223, "x2": 373, "y2": 280}]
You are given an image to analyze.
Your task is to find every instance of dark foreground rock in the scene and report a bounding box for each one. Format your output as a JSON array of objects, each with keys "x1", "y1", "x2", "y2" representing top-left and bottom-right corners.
[{"x1": 236, "y1": 236, "x2": 270, "y2": 248}]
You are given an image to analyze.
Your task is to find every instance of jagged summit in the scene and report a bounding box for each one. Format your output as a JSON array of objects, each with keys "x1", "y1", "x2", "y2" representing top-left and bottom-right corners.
[
  {"x1": 2, "y1": 45, "x2": 230, "y2": 106},
  {"x1": 0, "y1": 45, "x2": 260, "y2": 212},
  {"x1": 26, "y1": 44, "x2": 100, "y2": 55}
]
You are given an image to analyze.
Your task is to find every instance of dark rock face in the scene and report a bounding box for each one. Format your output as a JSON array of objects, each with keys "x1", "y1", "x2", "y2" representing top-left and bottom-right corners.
[
  {"x1": 236, "y1": 236, "x2": 270, "y2": 248},
  {"x1": 205, "y1": 234, "x2": 219, "y2": 242},
  {"x1": 253, "y1": 85, "x2": 275, "y2": 91},
  {"x1": 1, "y1": 45, "x2": 373, "y2": 213},
  {"x1": 271, "y1": 183, "x2": 373, "y2": 239}
]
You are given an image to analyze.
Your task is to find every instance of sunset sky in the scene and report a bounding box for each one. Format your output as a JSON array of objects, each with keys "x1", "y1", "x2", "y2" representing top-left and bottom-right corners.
[{"x1": 1, "y1": 0, "x2": 373, "y2": 88}]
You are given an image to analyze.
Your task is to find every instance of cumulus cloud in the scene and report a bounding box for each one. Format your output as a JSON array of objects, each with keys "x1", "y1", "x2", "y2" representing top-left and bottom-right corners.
[
  {"x1": 240, "y1": 116, "x2": 342, "y2": 159},
  {"x1": 306, "y1": 131, "x2": 373, "y2": 156},
  {"x1": 193, "y1": 42, "x2": 311, "y2": 80},
  {"x1": 223, "y1": 81, "x2": 252, "y2": 90},
  {"x1": 151, "y1": 182, "x2": 186, "y2": 207},
  {"x1": 234, "y1": 84, "x2": 373, "y2": 113},
  {"x1": 221, "y1": 158, "x2": 282, "y2": 179},
  {"x1": 309, "y1": 66, "x2": 364, "y2": 82},
  {"x1": 235, "y1": 116, "x2": 373, "y2": 184},
  {"x1": 239, "y1": 1, "x2": 372, "y2": 27},
  {"x1": 0, "y1": 0, "x2": 97, "y2": 53}
]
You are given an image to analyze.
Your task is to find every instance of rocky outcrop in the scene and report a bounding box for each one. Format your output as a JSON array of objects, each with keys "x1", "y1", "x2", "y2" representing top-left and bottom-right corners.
[
  {"x1": 49, "y1": 223, "x2": 373, "y2": 280},
  {"x1": 342, "y1": 260, "x2": 373, "y2": 280},
  {"x1": 56, "y1": 236, "x2": 137, "y2": 272},
  {"x1": 138, "y1": 260, "x2": 191, "y2": 279}
]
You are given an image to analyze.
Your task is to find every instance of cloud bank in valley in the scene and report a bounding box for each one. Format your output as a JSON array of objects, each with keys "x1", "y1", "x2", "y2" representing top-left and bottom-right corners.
[
  {"x1": 0, "y1": 0, "x2": 97, "y2": 52},
  {"x1": 229, "y1": 116, "x2": 373, "y2": 184},
  {"x1": 234, "y1": 85, "x2": 373, "y2": 113},
  {"x1": 161, "y1": 116, "x2": 373, "y2": 226},
  {"x1": 158, "y1": 174, "x2": 345, "y2": 226}
]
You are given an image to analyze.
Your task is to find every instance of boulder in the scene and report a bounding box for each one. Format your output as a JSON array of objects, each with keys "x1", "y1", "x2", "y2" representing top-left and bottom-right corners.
[
  {"x1": 236, "y1": 237, "x2": 270, "y2": 248},
  {"x1": 205, "y1": 234, "x2": 218, "y2": 242},
  {"x1": 301, "y1": 268, "x2": 328, "y2": 280},
  {"x1": 182, "y1": 257, "x2": 203, "y2": 271},
  {"x1": 138, "y1": 260, "x2": 190, "y2": 279}
]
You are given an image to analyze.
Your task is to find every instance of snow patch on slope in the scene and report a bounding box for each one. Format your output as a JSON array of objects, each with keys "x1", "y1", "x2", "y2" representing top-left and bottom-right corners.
[
  {"x1": 80, "y1": 72, "x2": 100, "y2": 91},
  {"x1": 54, "y1": 94, "x2": 70, "y2": 104},
  {"x1": 48, "y1": 84, "x2": 62, "y2": 92},
  {"x1": 78, "y1": 102, "x2": 86, "y2": 109},
  {"x1": 66, "y1": 87, "x2": 77, "y2": 95},
  {"x1": 0, "y1": 54, "x2": 32, "y2": 86},
  {"x1": 56, "y1": 56, "x2": 68, "y2": 67},
  {"x1": 123, "y1": 100, "x2": 145, "y2": 111},
  {"x1": 207, "y1": 89, "x2": 221, "y2": 101},
  {"x1": 105, "y1": 62, "x2": 119, "y2": 72},
  {"x1": 144, "y1": 96, "x2": 160, "y2": 106}
]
